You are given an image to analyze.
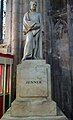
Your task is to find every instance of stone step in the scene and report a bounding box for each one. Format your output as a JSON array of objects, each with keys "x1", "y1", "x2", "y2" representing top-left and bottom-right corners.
[
  {"x1": 1, "y1": 109, "x2": 68, "y2": 120},
  {"x1": 10, "y1": 100, "x2": 57, "y2": 117}
]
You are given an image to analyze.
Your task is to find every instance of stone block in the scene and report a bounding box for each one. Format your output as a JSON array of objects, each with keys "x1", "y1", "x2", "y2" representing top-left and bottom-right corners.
[
  {"x1": 11, "y1": 99, "x2": 57, "y2": 117},
  {"x1": 10, "y1": 60, "x2": 56, "y2": 117},
  {"x1": 16, "y1": 60, "x2": 51, "y2": 99},
  {"x1": 1, "y1": 109, "x2": 68, "y2": 120}
]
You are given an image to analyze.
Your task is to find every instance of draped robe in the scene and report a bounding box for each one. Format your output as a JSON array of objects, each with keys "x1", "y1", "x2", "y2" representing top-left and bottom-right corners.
[{"x1": 22, "y1": 10, "x2": 44, "y2": 60}]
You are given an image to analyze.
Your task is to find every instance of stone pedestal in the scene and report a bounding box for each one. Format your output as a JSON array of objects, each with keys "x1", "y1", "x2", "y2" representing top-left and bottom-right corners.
[
  {"x1": 1, "y1": 60, "x2": 68, "y2": 120},
  {"x1": 11, "y1": 60, "x2": 56, "y2": 117}
]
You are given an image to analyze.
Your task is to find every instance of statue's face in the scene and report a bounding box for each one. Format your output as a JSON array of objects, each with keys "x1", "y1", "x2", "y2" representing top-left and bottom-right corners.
[{"x1": 30, "y1": 1, "x2": 37, "y2": 11}]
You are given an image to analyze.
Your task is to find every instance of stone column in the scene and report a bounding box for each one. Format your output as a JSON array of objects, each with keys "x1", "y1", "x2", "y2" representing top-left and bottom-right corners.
[
  {"x1": 43, "y1": 0, "x2": 51, "y2": 63},
  {"x1": 11, "y1": 0, "x2": 24, "y2": 63},
  {"x1": 11, "y1": 0, "x2": 20, "y2": 101},
  {"x1": 11, "y1": 0, "x2": 19, "y2": 56},
  {"x1": 18, "y1": 0, "x2": 23, "y2": 62}
]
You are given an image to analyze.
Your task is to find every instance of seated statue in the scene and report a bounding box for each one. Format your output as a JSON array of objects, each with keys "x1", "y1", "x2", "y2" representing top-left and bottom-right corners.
[{"x1": 22, "y1": 0, "x2": 44, "y2": 60}]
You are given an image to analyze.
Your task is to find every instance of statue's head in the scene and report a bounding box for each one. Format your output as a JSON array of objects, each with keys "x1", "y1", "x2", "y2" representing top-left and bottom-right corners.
[{"x1": 30, "y1": 0, "x2": 37, "y2": 11}]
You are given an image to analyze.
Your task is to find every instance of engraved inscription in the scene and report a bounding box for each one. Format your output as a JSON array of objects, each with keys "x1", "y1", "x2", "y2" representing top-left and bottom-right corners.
[{"x1": 26, "y1": 81, "x2": 41, "y2": 84}]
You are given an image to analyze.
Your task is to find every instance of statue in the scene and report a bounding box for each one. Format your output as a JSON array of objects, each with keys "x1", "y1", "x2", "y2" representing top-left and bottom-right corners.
[{"x1": 22, "y1": 0, "x2": 44, "y2": 60}]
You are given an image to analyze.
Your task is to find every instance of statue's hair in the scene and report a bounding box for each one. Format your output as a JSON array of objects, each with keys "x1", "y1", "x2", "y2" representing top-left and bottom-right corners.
[{"x1": 30, "y1": 0, "x2": 37, "y2": 6}]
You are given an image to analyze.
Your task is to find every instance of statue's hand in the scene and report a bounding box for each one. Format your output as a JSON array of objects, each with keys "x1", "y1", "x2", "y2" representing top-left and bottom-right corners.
[
  {"x1": 24, "y1": 31, "x2": 27, "y2": 35},
  {"x1": 23, "y1": 28, "x2": 31, "y2": 35}
]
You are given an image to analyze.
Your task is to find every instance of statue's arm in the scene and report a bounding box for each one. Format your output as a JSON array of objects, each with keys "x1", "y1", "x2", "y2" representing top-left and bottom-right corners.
[
  {"x1": 23, "y1": 13, "x2": 33, "y2": 34},
  {"x1": 23, "y1": 13, "x2": 29, "y2": 26}
]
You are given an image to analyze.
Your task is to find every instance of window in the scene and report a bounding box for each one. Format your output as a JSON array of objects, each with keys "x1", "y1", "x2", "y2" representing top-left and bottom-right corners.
[
  {"x1": 0, "y1": 0, "x2": 3, "y2": 42},
  {"x1": 3, "y1": 0, "x2": 6, "y2": 40},
  {"x1": 0, "y1": 0, "x2": 6, "y2": 42}
]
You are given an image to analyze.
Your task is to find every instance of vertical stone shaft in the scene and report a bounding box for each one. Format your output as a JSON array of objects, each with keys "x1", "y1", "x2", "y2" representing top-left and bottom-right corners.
[
  {"x1": 43, "y1": 0, "x2": 50, "y2": 63},
  {"x1": 18, "y1": 0, "x2": 23, "y2": 62},
  {"x1": 11, "y1": 0, "x2": 19, "y2": 56},
  {"x1": 11, "y1": 0, "x2": 20, "y2": 100}
]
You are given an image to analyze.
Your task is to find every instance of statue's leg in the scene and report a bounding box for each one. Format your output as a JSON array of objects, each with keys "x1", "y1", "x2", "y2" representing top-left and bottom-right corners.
[
  {"x1": 33, "y1": 32, "x2": 40, "y2": 59},
  {"x1": 22, "y1": 31, "x2": 33, "y2": 60}
]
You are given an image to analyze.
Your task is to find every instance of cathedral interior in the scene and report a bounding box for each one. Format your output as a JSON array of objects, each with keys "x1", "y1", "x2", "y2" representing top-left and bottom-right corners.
[{"x1": 0, "y1": 0, "x2": 73, "y2": 120}]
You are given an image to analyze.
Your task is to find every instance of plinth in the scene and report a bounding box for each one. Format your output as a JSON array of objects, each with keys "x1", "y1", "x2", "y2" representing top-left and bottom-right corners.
[{"x1": 1, "y1": 60, "x2": 68, "y2": 120}]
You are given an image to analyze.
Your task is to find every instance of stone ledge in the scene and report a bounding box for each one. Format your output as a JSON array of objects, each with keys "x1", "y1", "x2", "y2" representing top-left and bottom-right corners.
[
  {"x1": 19, "y1": 60, "x2": 46, "y2": 67},
  {"x1": 10, "y1": 100, "x2": 57, "y2": 117},
  {"x1": 1, "y1": 109, "x2": 68, "y2": 120}
]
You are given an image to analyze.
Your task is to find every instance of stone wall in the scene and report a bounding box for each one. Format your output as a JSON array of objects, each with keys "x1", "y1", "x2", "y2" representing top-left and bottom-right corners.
[{"x1": 50, "y1": 1, "x2": 72, "y2": 119}]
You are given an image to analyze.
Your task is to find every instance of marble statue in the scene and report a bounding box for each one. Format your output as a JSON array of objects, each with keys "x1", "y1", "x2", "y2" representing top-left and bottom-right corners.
[{"x1": 22, "y1": 0, "x2": 44, "y2": 60}]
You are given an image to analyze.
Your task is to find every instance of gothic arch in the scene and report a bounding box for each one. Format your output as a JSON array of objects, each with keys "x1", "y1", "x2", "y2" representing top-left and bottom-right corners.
[
  {"x1": 54, "y1": 18, "x2": 70, "y2": 69},
  {"x1": 55, "y1": 19, "x2": 68, "y2": 39}
]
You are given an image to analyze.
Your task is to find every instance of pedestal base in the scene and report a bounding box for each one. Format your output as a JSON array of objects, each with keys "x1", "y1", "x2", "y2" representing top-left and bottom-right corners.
[
  {"x1": 1, "y1": 109, "x2": 68, "y2": 120},
  {"x1": 10, "y1": 99, "x2": 56, "y2": 117},
  {"x1": 0, "y1": 60, "x2": 68, "y2": 120}
]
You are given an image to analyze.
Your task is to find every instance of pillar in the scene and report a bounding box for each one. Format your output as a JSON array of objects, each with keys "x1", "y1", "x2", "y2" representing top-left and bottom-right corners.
[{"x1": 11, "y1": 0, "x2": 20, "y2": 100}]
